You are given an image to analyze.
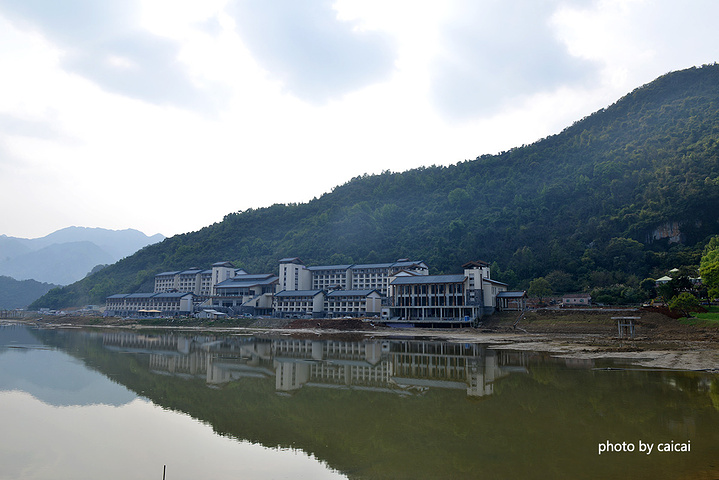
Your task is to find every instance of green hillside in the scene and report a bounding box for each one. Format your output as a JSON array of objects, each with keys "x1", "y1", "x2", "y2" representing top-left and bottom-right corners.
[
  {"x1": 33, "y1": 64, "x2": 719, "y2": 308},
  {"x1": 0, "y1": 276, "x2": 57, "y2": 309}
]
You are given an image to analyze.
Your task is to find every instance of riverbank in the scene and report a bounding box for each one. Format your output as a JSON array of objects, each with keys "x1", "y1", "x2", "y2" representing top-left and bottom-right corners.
[{"x1": 9, "y1": 307, "x2": 719, "y2": 371}]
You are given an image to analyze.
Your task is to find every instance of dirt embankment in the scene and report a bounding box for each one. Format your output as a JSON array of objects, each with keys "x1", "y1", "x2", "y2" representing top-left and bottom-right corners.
[
  {"x1": 286, "y1": 318, "x2": 382, "y2": 330},
  {"x1": 481, "y1": 307, "x2": 719, "y2": 344}
]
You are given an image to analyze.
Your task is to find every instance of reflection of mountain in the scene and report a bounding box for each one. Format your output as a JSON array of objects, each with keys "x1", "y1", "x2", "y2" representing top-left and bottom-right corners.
[
  {"x1": 100, "y1": 332, "x2": 529, "y2": 397},
  {"x1": 0, "y1": 325, "x2": 136, "y2": 407},
  {"x1": 34, "y1": 328, "x2": 719, "y2": 480}
]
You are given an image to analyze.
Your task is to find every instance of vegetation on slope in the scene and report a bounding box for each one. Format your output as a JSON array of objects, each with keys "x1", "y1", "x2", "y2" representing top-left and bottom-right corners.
[
  {"x1": 0, "y1": 276, "x2": 57, "y2": 309},
  {"x1": 33, "y1": 64, "x2": 719, "y2": 308}
]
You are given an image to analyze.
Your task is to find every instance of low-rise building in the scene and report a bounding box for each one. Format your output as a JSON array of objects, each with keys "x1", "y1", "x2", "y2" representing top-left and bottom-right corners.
[
  {"x1": 106, "y1": 292, "x2": 194, "y2": 316},
  {"x1": 496, "y1": 291, "x2": 528, "y2": 311},
  {"x1": 274, "y1": 290, "x2": 325, "y2": 317},
  {"x1": 562, "y1": 293, "x2": 591, "y2": 306},
  {"x1": 325, "y1": 289, "x2": 382, "y2": 318}
]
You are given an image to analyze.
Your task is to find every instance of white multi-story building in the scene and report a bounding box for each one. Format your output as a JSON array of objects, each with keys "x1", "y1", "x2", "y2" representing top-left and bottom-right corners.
[
  {"x1": 177, "y1": 269, "x2": 202, "y2": 293},
  {"x1": 154, "y1": 271, "x2": 179, "y2": 292},
  {"x1": 309, "y1": 264, "x2": 352, "y2": 291},
  {"x1": 278, "y1": 258, "x2": 312, "y2": 291},
  {"x1": 153, "y1": 261, "x2": 243, "y2": 297},
  {"x1": 278, "y1": 258, "x2": 428, "y2": 296},
  {"x1": 349, "y1": 260, "x2": 428, "y2": 295}
]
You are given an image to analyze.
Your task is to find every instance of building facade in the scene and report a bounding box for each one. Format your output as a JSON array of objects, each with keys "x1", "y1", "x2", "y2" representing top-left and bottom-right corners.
[
  {"x1": 278, "y1": 258, "x2": 429, "y2": 296},
  {"x1": 211, "y1": 273, "x2": 278, "y2": 315},
  {"x1": 111, "y1": 258, "x2": 517, "y2": 323},
  {"x1": 106, "y1": 292, "x2": 194, "y2": 316},
  {"x1": 274, "y1": 290, "x2": 325, "y2": 317},
  {"x1": 496, "y1": 291, "x2": 528, "y2": 311},
  {"x1": 325, "y1": 290, "x2": 382, "y2": 318},
  {"x1": 153, "y1": 262, "x2": 243, "y2": 297},
  {"x1": 386, "y1": 261, "x2": 509, "y2": 324},
  {"x1": 389, "y1": 274, "x2": 476, "y2": 323},
  {"x1": 562, "y1": 294, "x2": 591, "y2": 306}
]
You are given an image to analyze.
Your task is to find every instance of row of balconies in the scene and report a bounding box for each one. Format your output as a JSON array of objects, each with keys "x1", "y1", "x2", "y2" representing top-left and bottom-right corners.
[
  {"x1": 275, "y1": 304, "x2": 367, "y2": 311},
  {"x1": 394, "y1": 299, "x2": 464, "y2": 307},
  {"x1": 109, "y1": 304, "x2": 182, "y2": 310}
]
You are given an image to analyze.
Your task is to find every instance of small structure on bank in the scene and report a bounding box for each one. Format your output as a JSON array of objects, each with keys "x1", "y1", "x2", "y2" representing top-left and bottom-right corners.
[{"x1": 613, "y1": 316, "x2": 640, "y2": 338}]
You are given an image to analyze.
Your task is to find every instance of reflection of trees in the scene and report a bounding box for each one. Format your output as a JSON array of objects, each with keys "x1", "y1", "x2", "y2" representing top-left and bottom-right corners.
[
  {"x1": 711, "y1": 379, "x2": 719, "y2": 411},
  {"x1": 33, "y1": 328, "x2": 719, "y2": 480}
]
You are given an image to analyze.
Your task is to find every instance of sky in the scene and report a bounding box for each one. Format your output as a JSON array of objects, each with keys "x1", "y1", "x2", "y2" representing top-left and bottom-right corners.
[{"x1": 1, "y1": 0, "x2": 718, "y2": 239}]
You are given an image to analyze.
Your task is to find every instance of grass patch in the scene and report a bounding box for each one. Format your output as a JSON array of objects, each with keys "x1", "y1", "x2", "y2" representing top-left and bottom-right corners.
[{"x1": 679, "y1": 306, "x2": 719, "y2": 327}]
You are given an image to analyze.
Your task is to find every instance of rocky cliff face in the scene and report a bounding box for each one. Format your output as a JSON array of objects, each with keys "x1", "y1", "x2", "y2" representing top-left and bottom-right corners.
[{"x1": 647, "y1": 221, "x2": 683, "y2": 244}]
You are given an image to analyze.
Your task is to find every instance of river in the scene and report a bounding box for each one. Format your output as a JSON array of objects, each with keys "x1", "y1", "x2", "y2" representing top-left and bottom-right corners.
[{"x1": 1, "y1": 324, "x2": 718, "y2": 479}]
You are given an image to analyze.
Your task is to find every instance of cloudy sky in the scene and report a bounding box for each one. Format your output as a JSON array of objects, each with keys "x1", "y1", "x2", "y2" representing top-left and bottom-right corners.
[{"x1": 1, "y1": 0, "x2": 718, "y2": 239}]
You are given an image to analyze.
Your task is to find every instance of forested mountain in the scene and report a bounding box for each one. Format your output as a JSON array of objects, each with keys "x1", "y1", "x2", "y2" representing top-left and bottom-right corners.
[
  {"x1": 0, "y1": 276, "x2": 57, "y2": 309},
  {"x1": 33, "y1": 64, "x2": 719, "y2": 308}
]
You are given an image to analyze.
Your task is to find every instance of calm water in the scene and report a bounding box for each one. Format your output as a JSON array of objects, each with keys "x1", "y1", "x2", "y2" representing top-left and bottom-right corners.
[{"x1": 1, "y1": 324, "x2": 718, "y2": 479}]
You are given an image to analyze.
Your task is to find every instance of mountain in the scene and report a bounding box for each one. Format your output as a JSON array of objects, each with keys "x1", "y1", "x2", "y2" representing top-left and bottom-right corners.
[
  {"x1": 22, "y1": 226, "x2": 165, "y2": 259},
  {"x1": 0, "y1": 276, "x2": 58, "y2": 309},
  {"x1": 0, "y1": 242, "x2": 115, "y2": 286},
  {"x1": 32, "y1": 64, "x2": 719, "y2": 308},
  {"x1": 0, "y1": 236, "x2": 32, "y2": 261},
  {"x1": 0, "y1": 227, "x2": 164, "y2": 285}
]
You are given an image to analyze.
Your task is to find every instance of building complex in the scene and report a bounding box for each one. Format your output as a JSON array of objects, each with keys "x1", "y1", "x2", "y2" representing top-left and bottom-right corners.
[{"x1": 105, "y1": 257, "x2": 527, "y2": 325}]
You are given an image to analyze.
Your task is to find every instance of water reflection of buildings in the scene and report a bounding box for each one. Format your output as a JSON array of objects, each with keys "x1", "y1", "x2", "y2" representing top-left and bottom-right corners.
[{"x1": 101, "y1": 333, "x2": 531, "y2": 397}]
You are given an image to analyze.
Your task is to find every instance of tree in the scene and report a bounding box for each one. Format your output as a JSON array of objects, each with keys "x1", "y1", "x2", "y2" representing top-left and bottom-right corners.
[
  {"x1": 700, "y1": 236, "x2": 719, "y2": 291},
  {"x1": 668, "y1": 292, "x2": 700, "y2": 318},
  {"x1": 639, "y1": 278, "x2": 657, "y2": 299},
  {"x1": 528, "y1": 277, "x2": 552, "y2": 303},
  {"x1": 657, "y1": 274, "x2": 694, "y2": 302},
  {"x1": 447, "y1": 188, "x2": 470, "y2": 207},
  {"x1": 544, "y1": 270, "x2": 577, "y2": 293},
  {"x1": 709, "y1": 286, "x2": 719, "y2": 301}
]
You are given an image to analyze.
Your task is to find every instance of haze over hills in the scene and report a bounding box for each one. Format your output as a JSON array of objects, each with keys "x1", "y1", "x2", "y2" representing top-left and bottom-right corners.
[
  {"x1": 0, "y1": 227, "x2": 164, "y2": 286},
  {"x1": 32, "y1": 64, "x2": 719, "y2": 309}
]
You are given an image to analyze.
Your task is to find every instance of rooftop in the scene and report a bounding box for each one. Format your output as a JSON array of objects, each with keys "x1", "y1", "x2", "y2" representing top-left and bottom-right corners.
[
  {"x1": 497, "y1": 291, "x2": 527, "y2": 298},
  {"x1": 327, "y1": 289, "x2": 380, "y2": 297},
  {"x1": 275, "y1": 290, "x2": 324, "y2": 297}
]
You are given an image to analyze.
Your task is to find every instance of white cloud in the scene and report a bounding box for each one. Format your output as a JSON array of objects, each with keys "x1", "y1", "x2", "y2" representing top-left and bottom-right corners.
[
  {"x1": 0, "y1": 0, "x2": 717, "y2": 238},
  {"x1": 225, "y1": 0, "x2": 397, "y2": 103},
  {"x1": 0, "y1": 0, "x2": 215, "y2": 111},
  {"x1": 428, "y1": 0, "x2": 600, "y2": 118}
]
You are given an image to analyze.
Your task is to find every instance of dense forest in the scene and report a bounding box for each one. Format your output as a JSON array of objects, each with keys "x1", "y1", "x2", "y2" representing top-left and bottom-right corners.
[{"x1": 33, "y1": 64, "x2": 719, "y2": 308}]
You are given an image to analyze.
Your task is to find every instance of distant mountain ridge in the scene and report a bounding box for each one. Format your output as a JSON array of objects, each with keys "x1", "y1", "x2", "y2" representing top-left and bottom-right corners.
[
  {"x1": 31, "y1": 64, "x2": 719, "y2": 308},
  {"x1": 0, "y1": 227, "x2": 164, "y2": 285}
]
